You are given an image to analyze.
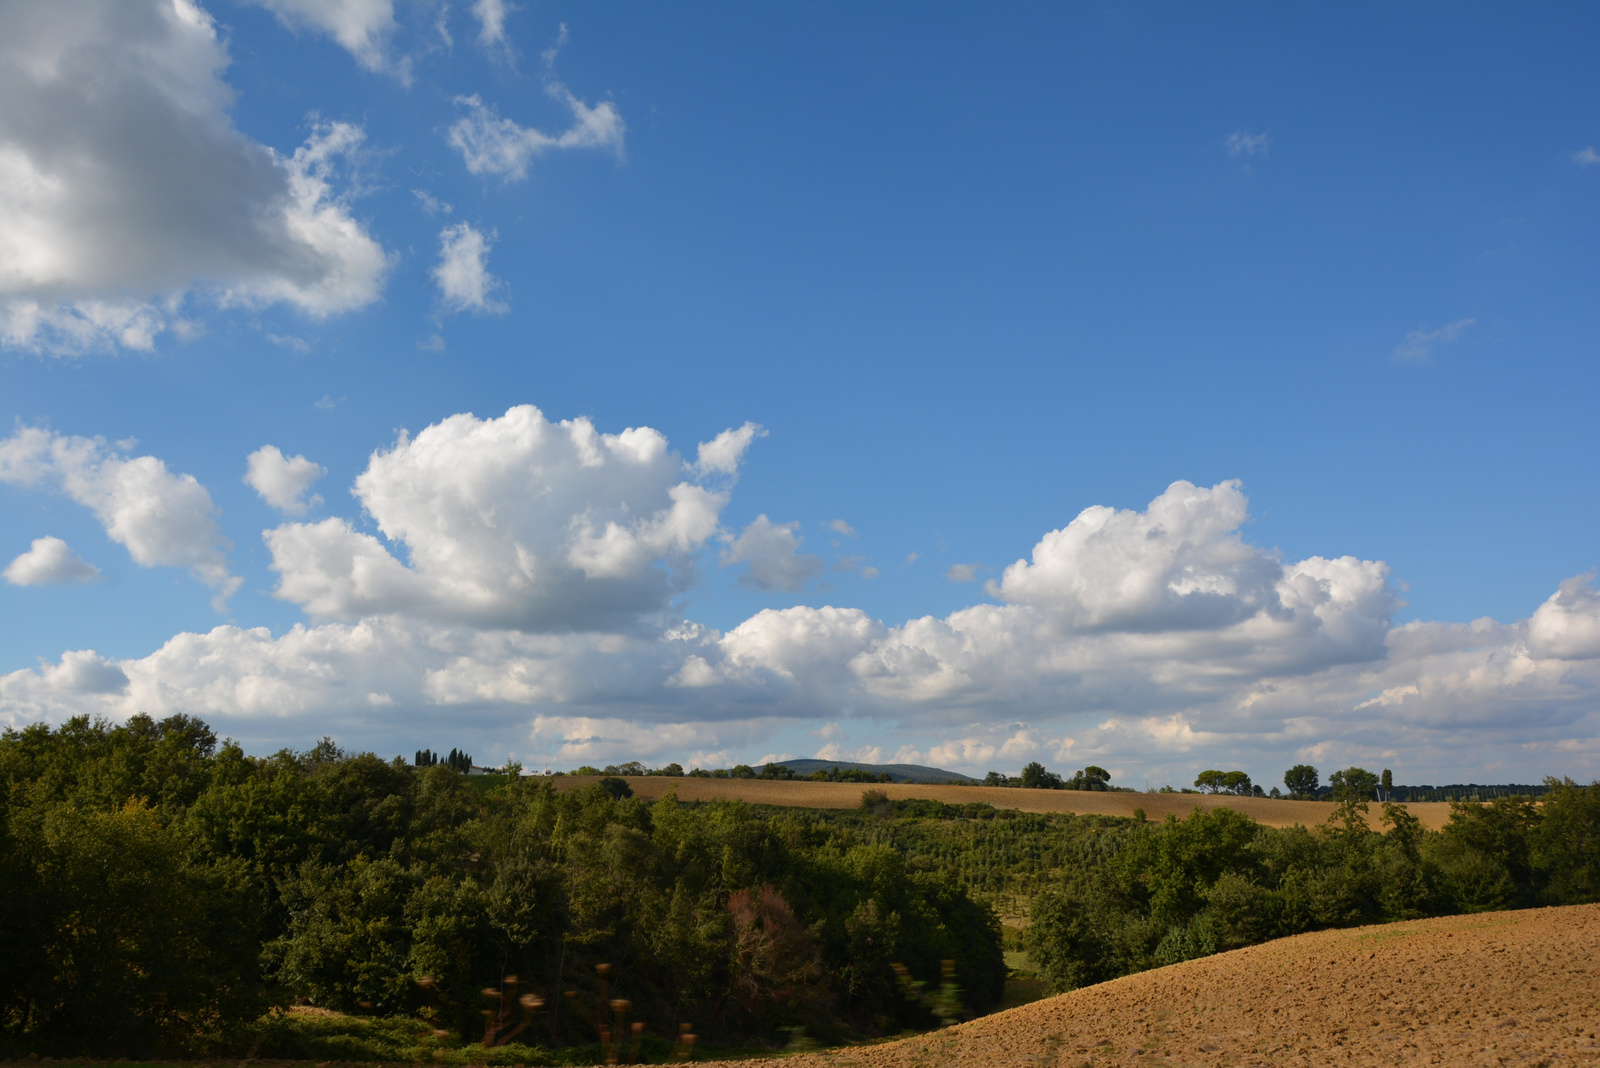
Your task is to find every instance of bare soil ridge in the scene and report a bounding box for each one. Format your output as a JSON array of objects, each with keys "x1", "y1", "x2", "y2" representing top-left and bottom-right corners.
[
  {"x1": 554, "y1": 776, "x2": 1460, "y2": 831},
  {"x1": 729, "y1": 904, "x2": 1600, "y2": 1068}
]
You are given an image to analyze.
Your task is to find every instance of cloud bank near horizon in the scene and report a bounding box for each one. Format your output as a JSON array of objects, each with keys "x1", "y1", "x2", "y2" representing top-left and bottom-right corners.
[{"x1": 2, "y1": 405, "x2": 1597, "y2": 786}]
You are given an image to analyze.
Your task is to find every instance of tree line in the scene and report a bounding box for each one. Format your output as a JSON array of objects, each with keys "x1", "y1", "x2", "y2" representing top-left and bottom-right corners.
[
  {"x1": 981, "y1": 763, "x2": 1123, "y2": 790},
  {"x1": 567, "y1": 761, "x2": 896, "y2": 783},
  {"x1": 0, "y1": 716, "x2": 1003, "y2": 1058},
  {"x1": 1021, "y1": 786, "x2": 1600, "y2": 992}
]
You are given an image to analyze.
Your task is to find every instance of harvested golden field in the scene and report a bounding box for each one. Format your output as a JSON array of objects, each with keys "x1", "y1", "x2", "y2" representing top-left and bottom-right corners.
[
  {"x1": 552, "y1": 775, "x2": 1458, "y2": 831},
  {"x1": 726, "y1": 904, "x2": 1600, "y2": 1068}
]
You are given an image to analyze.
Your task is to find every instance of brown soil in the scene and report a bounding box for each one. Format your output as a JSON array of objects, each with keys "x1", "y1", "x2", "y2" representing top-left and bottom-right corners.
[
  {"x1": 551, "y1": 776, "x2": 1459, "y2": 831},
  {"x1": 727, "y1": 904, "x2": 1600, "y2": 1068}
]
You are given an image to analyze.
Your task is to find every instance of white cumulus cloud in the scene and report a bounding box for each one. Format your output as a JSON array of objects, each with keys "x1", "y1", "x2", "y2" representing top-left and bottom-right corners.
[
  {"x1": 6, "y1": 436, "x2": 1600, "y2": 785},
  {"x1": 1528, "y1": 572, "x2": 1600, "y2": 660},
  {"x1": 0, "y1": 0, "x2": 390, "y2": 354},
  {"x1": 432, "y1": 222, "x2": 507, "y2": 314},
  {"x1": 245, "y1": 445, "x2": 326, "y2": 514},
  {"x1": 990, "y1": 480, "x2": 1286, "y2": 631},
  {"x1": 264, "y1": 405, "x2": 753, "y2": 630},
  {"x1": 4, "y1": 536, "x2": 102, "y2": 586},
  {"x1": 695, "y1": 422, "x2": 766, "y2": 476},
  {"x1": 722, "y1": 516, "x2": 827, "y2": 593},
  {"x1": 0, "y1": 427, "x2": 239, "y2": 604}
]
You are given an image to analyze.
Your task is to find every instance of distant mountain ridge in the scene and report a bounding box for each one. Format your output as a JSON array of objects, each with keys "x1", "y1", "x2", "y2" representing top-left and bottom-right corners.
[{"x1": 775, "y1": 758, "x2": 975, "y2": 784}]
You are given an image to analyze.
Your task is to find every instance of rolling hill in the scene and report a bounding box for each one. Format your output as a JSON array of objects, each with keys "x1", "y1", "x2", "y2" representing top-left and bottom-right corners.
[
  {"x1": 724, "y1": 903, "x2": 1600, "y2": 1067},
  {"x1": 771, "y1": 758, "x2": 975, "y2": 783}
]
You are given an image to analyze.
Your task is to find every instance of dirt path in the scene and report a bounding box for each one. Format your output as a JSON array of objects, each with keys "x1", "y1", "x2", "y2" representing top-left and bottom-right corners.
[
  {"x1": 723, "y1": 904, "x2": 1600, "y2": 1067},
  {"x1": 551, "y1": 776, "x2": 1459, "y2": 831}
]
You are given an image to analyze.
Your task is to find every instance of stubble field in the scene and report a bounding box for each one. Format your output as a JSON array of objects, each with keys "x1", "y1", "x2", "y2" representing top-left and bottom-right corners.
[
  {"x1": 725, "y1": 903, "x2": 1600, "y2": 1068},
  {"x1": 554, "y1": 776, "x2": 1460, "y2": 831}
]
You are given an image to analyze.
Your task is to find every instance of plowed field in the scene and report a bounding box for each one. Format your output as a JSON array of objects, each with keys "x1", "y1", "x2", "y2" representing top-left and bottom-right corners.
[
  {"x1": 553, "y1": 776, "x2": 1458, "y2": 830},
  {"x1": 727, "y1": 904, "x2": 1600, "y2": 1068}
]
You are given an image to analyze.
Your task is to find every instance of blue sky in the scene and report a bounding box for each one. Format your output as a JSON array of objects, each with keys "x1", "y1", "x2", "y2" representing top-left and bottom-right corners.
[{"x1": 2, "y1": 1, "x2": 1598, "y2": 786}]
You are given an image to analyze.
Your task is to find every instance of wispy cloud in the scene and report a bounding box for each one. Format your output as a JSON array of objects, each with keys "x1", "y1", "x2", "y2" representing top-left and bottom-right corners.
[
  {"x1": 1225, "y1": 131, "x2": 1271, "y2": 158},
  {"x1": 1394, "y1": 318, "x2": 1475, "y2": 362},
  {"x1": 244, "y1": 0, "x2": 405, "y2": 79},
  {"x1": 833, "y1": 555, "x2": 879, "y2": 579},
  {"x1": 472, "y1": 0, "x2": 509, "y2": 48},
  {"x1": 266, "y1": 333, "x2": 310, "y2": 354},
  {"x1": 1573, "y1": 147, "x2": 1600, "y2": 167},
  {"x1": 412, "y1": 189, "x2": 453, "y2": 215}
]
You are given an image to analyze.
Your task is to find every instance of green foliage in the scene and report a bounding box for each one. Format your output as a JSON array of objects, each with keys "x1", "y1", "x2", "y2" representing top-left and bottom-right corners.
[
  {"x1": 7, "y1": 715, "x2": 1598, "y2": 1059},
  {"x1": 1534, "y1": 777, "x2": 1600, "y2": 902},
  {"x1": 414, "y1": 748, "x2": 474, "y2": 773},
  {"x1": 987, "y1": 765, "x2": 1115, "y2": 791},
  {"x1": 1021, "y1": 782, "x2": 1600, "y2": 996},
  {"x1": 0, "y1": 718, "x2": 1005, "y2": 1058},
  {"x1": 1328, "y1": 766, "x2": 1381, "y2": 801},
  {"x1": 0, "y1": 715, "x2": 268, "y2": 1054},
  {"x1": 1283, "y1": 764, "x2": 1319, "y2": 799},
  {"x1": 1067, "y1": 766, "x2": 1111, "y2": 791},
  {"x1": 810, "y1": 767, "x2": 891, "y2": 783},
  {"x1": 1194, "y1": 770, "x2": 1252, "y2": 795},
  {"x1": 1019, "y1": 762, "x2": 1063, "y2": 790}
]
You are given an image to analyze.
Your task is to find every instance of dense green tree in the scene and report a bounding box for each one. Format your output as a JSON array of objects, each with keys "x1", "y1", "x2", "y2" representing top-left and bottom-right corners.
[
  {"x1": 1067, "y1": 766, "x2": 1111, "y2": 791},
  {"x1": 1283, "y1": 764, "x2": 1319, "y2": 799},
  {"x1": 1328, "y1": 767, "x2": 1381, "y2": 802},
  {"x1": 1194, "y1": 770, "x2": 1251, "y2": 795},
  {"x1": 1020, "y1": 762, "x2": 1064, "y2": 790},
  {"x1": 1533, "y1": 777, "x2": 1600, "y2": 903}
]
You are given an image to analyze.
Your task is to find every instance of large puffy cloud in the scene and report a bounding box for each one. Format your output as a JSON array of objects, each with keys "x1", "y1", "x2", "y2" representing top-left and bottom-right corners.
[
  {"x1": 1527, "y1": 572, "x2": 1600, "y2": 661},
  {"x1": 0, "y1": 427, "x2": 239, "y2": 603},
  {"x1": 676, "y1": 606, "x2": 887, "y2": 705},
  {"x1": 704, "y1": 482, "x2": 1400, "y2": 718},
  {"x1": 993, "y1": 480, "x2": 1300, "y2": 631},
  {"x1": 264, "y1": 405, "x2": 747, "y2": 630},
  {"x1": 0, "y1": 0, "x2": 389, "y2": 353},
  {"x1": 5, "y1": 463, "x2": 1599, "y2": 783}
]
